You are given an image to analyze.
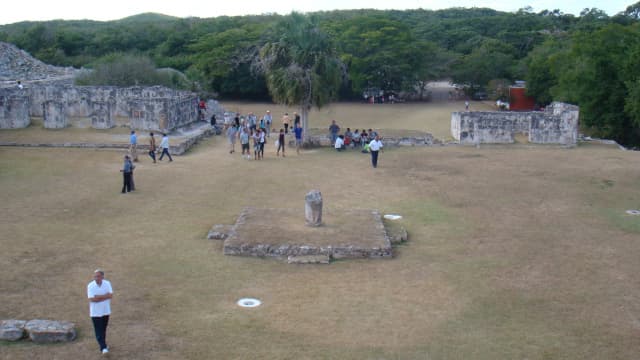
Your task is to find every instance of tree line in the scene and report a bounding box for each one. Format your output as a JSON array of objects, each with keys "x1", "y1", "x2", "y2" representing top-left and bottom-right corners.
[{"x1": 1, "y1": 4, "x2": 639, "y2": 145}]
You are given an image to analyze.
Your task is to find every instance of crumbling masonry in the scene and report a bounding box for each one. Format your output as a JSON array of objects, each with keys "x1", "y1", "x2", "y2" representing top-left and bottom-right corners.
[
  {"x1": 0, "y1": 85, "x2": 199, "y2": 131},
  {"x1": 451, "y1": 102, "x2": 579, "y2": 145}
]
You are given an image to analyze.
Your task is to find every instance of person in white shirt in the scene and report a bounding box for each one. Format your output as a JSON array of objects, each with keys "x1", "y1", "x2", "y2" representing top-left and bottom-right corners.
[
  {"x1": 159, "y1": 133, "x2": 173, "y2": 161},
  {"x1": 334, "y1": 135, "x2": 345, "y2": 151},
  {"x1": 87, "y1": 269, "x2": 113, "y2": 354},
  {"x1": 264, "y1": 110, "x2": 272, "y2": 137},
  {"x1": 368, "y1": 135, "x2": 384, "y2": 168}
]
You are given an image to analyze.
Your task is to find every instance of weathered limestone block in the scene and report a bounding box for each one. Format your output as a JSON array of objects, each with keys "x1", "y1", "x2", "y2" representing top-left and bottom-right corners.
[
  {"x1": 91, "y1": 100, "x2": 115, "y2": 129},
  {"x1": 24, "y1": 319, "x2": 76, "y2": 343},
  {"x1": 0, "y1": 89, "x2": 30, "y2": 129},
  {"x1": 287, "y1": 255, "x2": 331, "y2": 264},
  {"x1": 452, "y1": 103, "x2": 578, "y2": 145},
  {"x1": 387, "y1": 226, "x2": 409, "y2": 244},
  {"x1": 529, "y1": 102, "x2": 579, "y2": 145},
  {"x1": 208, "y1": 224, "x2": 234, "y2": 240},
  {"x1": 0, "y1": 320, "x2": 26, "y2": 341},
  {"x1": 305, "y1": 190, "x2": 323, "y2": 226},
  {"x1": 42, "y1": 100, "x2": 67, "y2": 129}
]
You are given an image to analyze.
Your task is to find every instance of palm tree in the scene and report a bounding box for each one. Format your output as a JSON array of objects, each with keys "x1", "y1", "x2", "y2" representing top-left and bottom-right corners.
[{"x1": 259, "y1": 12, "x2": 343, "y2": 143}]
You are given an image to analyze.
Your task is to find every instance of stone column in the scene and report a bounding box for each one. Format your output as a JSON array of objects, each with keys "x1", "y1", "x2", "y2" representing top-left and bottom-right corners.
[
  {"x1": 305, "y1": 190, "x2": 323, "y2": 227},
  {"x1": 91, "y1": 101, "x2": 115, "y2": 129},
  {"x1": 0, "y1": 90, "x2": 30, "y2": 129},
  {"x1": 43, "y1": 100, "x2": 67, "y2": 129}
]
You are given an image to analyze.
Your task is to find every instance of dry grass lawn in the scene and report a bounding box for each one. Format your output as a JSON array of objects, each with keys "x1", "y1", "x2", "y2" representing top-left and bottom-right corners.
[
  {"x1": 222, "y1": 100, "x2": 493, "y2": 140},
  {"x1": 1, "y1": 102, "x2": 640, "y2": 359}
]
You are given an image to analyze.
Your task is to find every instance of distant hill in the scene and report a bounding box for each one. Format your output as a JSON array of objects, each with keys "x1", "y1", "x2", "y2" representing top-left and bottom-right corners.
[{"x1": 115, "y1": 12, "x2": 180, "y2": 23}]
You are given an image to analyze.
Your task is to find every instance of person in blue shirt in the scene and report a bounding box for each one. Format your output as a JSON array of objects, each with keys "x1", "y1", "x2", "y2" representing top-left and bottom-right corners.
[
  {"x1": 329, "y1": 120, "x2": 340, "y2": 145},
  {"x1": 129, "y1": 130, "x2": 138, "y2": 162},
  {"x1": 294, "y1": 123, "x2": 303, "y2": 155},
  {"x1": 120, "y1": 155, "x2": 133, "y2": 193}
]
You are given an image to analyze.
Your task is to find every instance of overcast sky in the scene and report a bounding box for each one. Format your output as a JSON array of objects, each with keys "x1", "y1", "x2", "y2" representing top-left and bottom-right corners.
[{"x1": 0, "y1": 1, "x2": 633, "y2": 25}]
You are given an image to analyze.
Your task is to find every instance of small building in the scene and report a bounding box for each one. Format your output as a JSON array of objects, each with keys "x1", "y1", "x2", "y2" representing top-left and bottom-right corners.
[{"x1": 509, "y1": 81, "x2": 536, "y2": 111}]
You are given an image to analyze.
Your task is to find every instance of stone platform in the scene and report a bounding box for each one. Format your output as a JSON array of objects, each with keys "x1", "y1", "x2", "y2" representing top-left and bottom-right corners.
[
  {"x1": 222, "y1": 207, "x2": 392, "y2": 261},
  {"x1": 0, "y1": 122, "x2": 216, "y2": 155}
]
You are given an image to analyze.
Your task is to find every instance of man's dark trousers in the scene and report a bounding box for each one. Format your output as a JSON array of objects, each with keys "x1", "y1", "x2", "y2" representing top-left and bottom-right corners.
[
  {"x1": 371, "y1": 150, "x2": 379, "y2": 168},
  {"x1": 91, "y1": 315, "x2": 109, "y2": 351}
]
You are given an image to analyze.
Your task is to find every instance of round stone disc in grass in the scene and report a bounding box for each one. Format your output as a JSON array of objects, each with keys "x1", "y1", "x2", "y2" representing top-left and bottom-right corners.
[
  {"x1": 237, "y1": 298, "x2": 262, "y2": 308},
  {"x1": 626, "y1": 210, "x2": 640, "y2": 215}
]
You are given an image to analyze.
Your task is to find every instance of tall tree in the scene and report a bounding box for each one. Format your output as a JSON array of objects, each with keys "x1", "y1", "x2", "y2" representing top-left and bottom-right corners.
[
  {"x1": 329, "y1": 16, "x2": 414, "y2": 95},
  {"x1": 553, "y1": 24, "x2": 640, "y2": 145},
  {"x1": 258, "y1": 12, "x2": 343, "y2": 141},
  {"x1": 450, "y1": 38, "x2": 517, "y2": 89},
  {"x1": 523, "y1": 36, "x2": 571, "y2": 105}
]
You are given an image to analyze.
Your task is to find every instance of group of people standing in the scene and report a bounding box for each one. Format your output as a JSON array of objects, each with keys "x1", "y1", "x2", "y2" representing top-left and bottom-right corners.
[
  {"x1": 121, "y1": 131, "x2": 173, "y2": 193},
  {"x1": 225, "y1": 110, "x2": 304, "y2": 159},
  {"x1": 223, "y1": 111, "x2": 385, "y2": 167}
]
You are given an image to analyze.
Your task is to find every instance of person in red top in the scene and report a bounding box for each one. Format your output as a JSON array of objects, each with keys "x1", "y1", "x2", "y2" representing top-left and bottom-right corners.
[{"x1": 198, "y1": 100, "x2": 207, "y2": 120}]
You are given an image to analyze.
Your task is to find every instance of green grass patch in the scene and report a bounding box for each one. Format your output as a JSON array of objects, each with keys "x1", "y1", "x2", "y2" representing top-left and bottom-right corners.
[{"x1": 599, "y1": 207, "x2": 640, "y2": 234}]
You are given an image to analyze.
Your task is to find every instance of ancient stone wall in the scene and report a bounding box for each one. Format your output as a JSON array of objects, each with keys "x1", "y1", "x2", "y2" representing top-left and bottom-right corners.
[
  {"x1": 530, "y1": 102, "x2": 579, "y2": 144},
  {"x1": 42, "y1": 100, "x2": 67, "y2": 128},
  {"x1": 0, "y1": 88, "x2": 30, "y2": 129},
  {"x1": 25, "y1": 85, "x2": 198, "y2": 131},
  {"x1": 451, "y1": 102, "x2": 579, "y2": 145},
  {"x1": 91, "y1": 100, "x2": 115, "y2": 129}
]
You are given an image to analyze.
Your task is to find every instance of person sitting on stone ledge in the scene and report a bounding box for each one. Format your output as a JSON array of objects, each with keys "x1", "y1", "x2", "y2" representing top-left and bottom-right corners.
[
  {"x1": 361, "y1": 129, "x2": 369, "y2": 147},
  {"x1": 343, "y1": 133, "x2": 352, "y2": 148},
  {"x1": 352, "y1": 129, "x2": 361, "y2": 147},
  {"x1": 334, "y1": 135, "x2": 345, "y2": 151}
]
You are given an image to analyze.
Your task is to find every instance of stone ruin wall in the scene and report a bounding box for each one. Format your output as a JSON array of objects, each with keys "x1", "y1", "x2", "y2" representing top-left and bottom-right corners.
[
  {"x1": 451, "y1": 102, "x2": 579, "y2": 145},
  {"x1": 0, "y1": 89, "x2": 30, "y2": 128},
  {"x1": 0, "y1": 85, "x2": 198, "y2": 131}
]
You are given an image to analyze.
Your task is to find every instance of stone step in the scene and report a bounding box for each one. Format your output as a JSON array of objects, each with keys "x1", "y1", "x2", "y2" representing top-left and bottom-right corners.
[
  {"x1": 24, "y1": 319, "x2": 76, "y2": 343},
  {"x1": 0, "y1": 320, "x2": 26, "y2": 341},
  {"x1": 287, "y1": 255, "x2": 331, "y2": 264}
]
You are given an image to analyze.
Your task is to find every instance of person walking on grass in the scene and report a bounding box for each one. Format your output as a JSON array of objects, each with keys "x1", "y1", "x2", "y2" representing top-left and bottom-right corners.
[
  {"x1": 159, "y1": 133, "x2": 173, "y2": 161},
  {"x1": 294, "y1": 123, "x2": 303, "y2": 154},
  {"x1": 148, "y1": 132, "x2": 157, "y2": 163},
  {"x1": 240, "y1": 127, "x2": 250, "y2": 157},
  {"x1": 252, "y1": 129, "x2": 261, "y2": 160},
  {"x1": 277, "y1": 128, "x2": 285, "y2": 157},
  {"x1": 129, "y1": 130, "x2": 138, "y2": 162},
  {"x1": 88, "y1": 269, "x2": 113, "y2": 354},
  {"x1": 258, "y1": 128, "x2": 266, "y2": 159},
  {"x1": 264, "y1": 110, "x2": 272, "y2": 137},
  {"x1": 293, "y1": 112, "x2": 301, "y2": 130},
  {"x1": 120, "y1": 155, "x2": 133, "y2": 193},
  {"x1": 369, "y1": 135, "x2": 384, "y2": 168},
  {"x1": 129, "y1": 154, "x2": 136, "y2": 191},
  {"x1": 226, "y1": 125, "x2": 238, "y2": 154}
]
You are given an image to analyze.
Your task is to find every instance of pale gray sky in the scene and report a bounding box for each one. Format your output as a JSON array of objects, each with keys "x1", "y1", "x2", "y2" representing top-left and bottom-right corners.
[{"x1": 0, "y1": 0, "x2": 633, "y2": 25}]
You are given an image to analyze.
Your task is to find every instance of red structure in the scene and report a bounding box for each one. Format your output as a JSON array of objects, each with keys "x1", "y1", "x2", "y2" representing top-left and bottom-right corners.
[{"x1": 509, "y1": 86, "x2": 536, "y2": 111}]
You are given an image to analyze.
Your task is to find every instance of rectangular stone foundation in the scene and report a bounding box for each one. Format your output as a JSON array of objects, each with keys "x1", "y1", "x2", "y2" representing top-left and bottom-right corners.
[{"x1": 223, "y1": 207, "x2": 392, "y2": 260}]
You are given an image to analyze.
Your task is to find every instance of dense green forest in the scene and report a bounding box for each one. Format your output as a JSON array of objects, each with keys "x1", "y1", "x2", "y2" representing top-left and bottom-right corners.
[{"x1": 1, "y1": 5, "x2": 639, "y2": 145}]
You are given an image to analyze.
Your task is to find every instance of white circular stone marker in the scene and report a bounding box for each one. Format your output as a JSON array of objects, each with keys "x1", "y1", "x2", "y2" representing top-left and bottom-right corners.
[
  {"x1": 237, "y1": 298, "x2": 262, "y2": 308},
  {"x1": 626, "y1": 210, "x2": 640, "y2": 215},
  {"x1": 384, "y1": 214, "x2": 403, "y2": 220}
]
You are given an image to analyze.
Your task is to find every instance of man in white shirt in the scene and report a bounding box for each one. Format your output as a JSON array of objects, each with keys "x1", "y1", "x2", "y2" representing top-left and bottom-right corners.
[
  {"x1": 159, "y1": 133, "x2": 173, "y2": 161},
  {"x1": 88, "y1": 269, "x2": 113, "y2": 354},
  {"x1": 264, "y1": 110, "x2": 272, "y2": 137},
  {"x1": 368, "y1": 135, "x2": 384, "y2": 168}
]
